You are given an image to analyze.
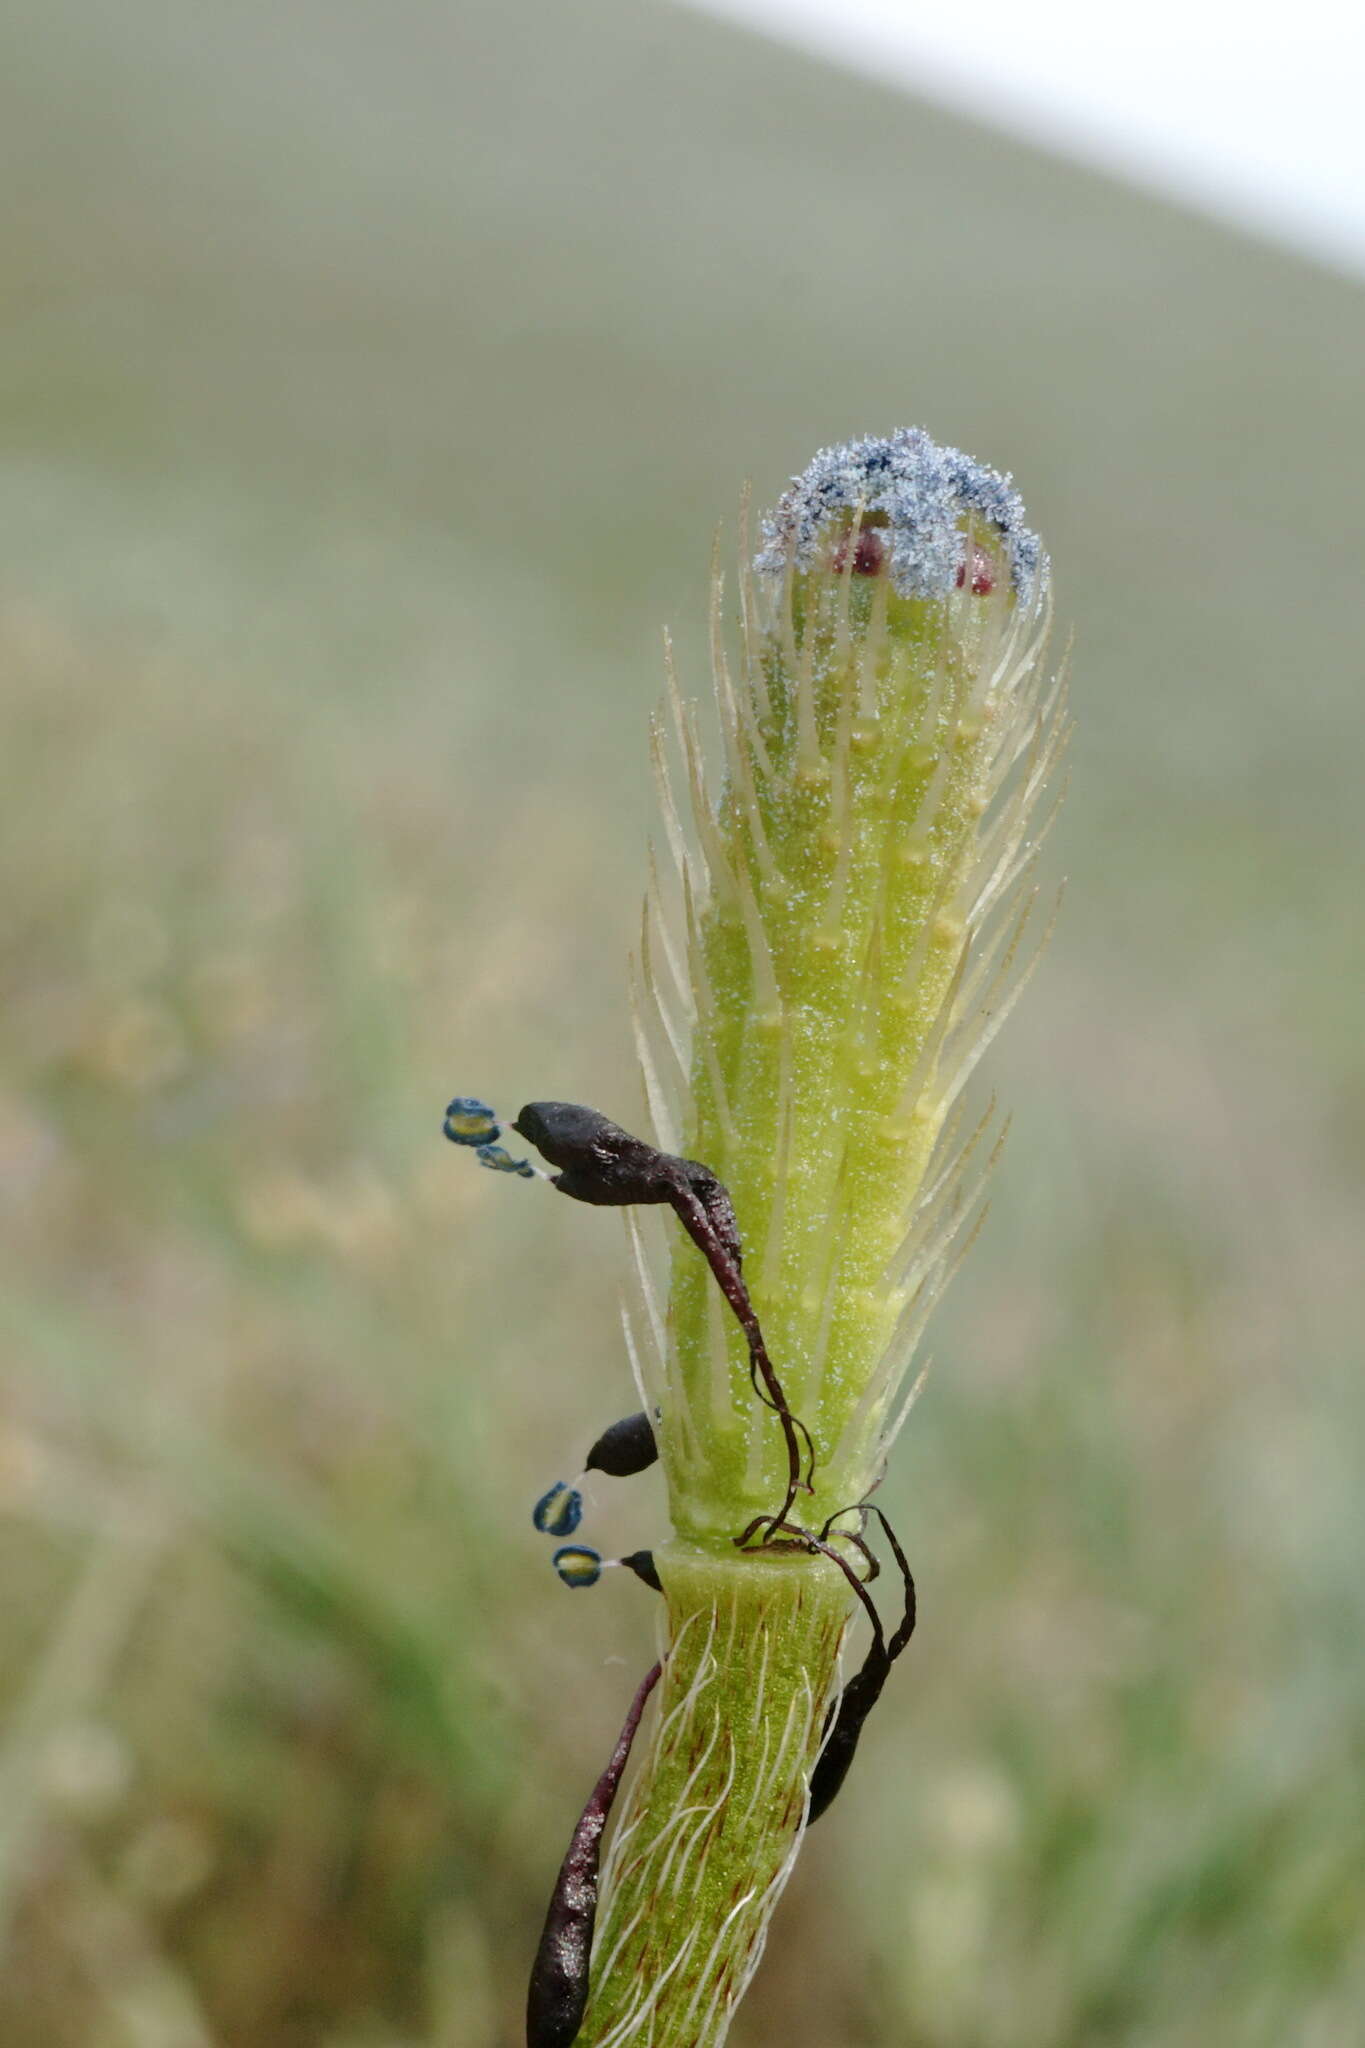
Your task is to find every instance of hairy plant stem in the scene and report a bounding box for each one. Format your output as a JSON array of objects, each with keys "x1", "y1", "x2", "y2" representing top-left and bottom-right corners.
[{"x1": 579, "y1": 1549, "x2": 850, "y2": 2048}]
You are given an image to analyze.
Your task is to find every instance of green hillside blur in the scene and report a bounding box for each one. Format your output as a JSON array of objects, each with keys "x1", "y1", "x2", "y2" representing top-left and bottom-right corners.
[{"x1": 1, "y1": 1, "x2": 1362, "y2": 2043}]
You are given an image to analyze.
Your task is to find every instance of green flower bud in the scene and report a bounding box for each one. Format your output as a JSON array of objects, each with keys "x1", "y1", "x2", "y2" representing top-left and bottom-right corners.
[
  {"x1": 583, "y1": 429, "x2": 1067, "y2": 2048},
  {"x1": 628, "y1": 429, "x2": 1064, "y2": 1543}
]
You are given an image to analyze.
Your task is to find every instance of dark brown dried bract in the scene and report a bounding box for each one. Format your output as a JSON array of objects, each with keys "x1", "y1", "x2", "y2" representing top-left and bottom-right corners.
[{"x1": 526, "y1": 1662, "x2": 662, "y2": 2048}]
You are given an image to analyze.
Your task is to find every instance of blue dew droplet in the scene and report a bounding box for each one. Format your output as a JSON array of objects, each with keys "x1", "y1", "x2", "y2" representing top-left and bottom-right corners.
[
  {"x1": 532, "y1": 1482, "x2": 584, "y2": 1538},
  {"x1": 475, "y1": 1144, "x2": 536, "y2": 1178},
  {"x1": 444, "y1": 1097, "x2": 501, "y2": 1146},
  {"x1": 553, "y1": 1545, "x2": 603, "y2": 1590}
]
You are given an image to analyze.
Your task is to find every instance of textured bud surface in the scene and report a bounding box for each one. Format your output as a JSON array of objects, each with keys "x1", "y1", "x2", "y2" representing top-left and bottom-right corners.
[{"x1": 585, "y1": 431, "x2": 1066, "y2": 2047}]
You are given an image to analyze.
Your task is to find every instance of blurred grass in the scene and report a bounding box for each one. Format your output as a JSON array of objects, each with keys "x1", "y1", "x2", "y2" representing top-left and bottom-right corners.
[{"x1": 1, "y1": 0, "x2": 1363, "y2": 2043}]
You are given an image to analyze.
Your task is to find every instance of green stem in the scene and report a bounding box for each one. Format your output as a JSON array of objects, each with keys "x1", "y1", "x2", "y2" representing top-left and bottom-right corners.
[{"x1": 578, "y1": 1548, "x2": 852, "y2": 2048}]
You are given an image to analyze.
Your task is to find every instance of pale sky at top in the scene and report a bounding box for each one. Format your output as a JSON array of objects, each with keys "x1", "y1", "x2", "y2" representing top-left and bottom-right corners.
[{"x1": 684, "y1": 0, "x2": 1365, "y2": 280}]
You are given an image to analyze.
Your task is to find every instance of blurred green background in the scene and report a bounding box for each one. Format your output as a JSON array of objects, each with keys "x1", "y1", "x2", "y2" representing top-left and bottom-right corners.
[{"x1": 2, "y1": 2, "x2": 1362, "y2": 2043}]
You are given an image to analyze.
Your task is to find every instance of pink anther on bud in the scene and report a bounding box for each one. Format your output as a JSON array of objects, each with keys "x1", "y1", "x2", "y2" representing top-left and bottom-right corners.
[
  {"x1": 956, "y1": 546, "x2": 996, "y2": 596},
  {"x1": 831, "y1": 523, "x2": 887, "y2": 577}
]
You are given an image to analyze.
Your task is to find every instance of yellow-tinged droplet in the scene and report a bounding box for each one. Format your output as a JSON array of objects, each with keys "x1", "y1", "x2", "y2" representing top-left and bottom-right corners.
[{"x1": 933, "y1": 914, "x2": 966, "y2": 946}]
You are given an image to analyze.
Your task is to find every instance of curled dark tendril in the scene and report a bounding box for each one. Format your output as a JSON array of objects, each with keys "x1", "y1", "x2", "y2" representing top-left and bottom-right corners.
[
  {"x1": 806, "y1": 1505, "x2": 917, "y2": 1824},
  {"x1": 513, "y1": 1102, "x2": 815, "y2": 1539}
]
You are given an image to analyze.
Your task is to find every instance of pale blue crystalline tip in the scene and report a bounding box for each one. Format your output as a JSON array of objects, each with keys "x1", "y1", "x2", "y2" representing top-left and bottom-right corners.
[{"x1": 755, "y1": 426, "x2": 1047, "y2": 603}]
